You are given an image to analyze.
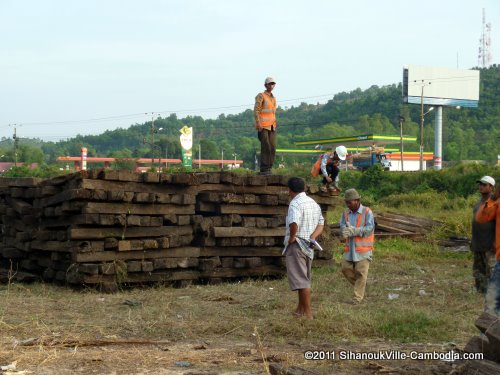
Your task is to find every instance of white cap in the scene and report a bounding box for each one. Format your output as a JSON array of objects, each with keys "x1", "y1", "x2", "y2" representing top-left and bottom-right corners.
[
  {"x1": 477, "y1": 175, "x2": 495, "y2": 186},
  {"x1": 335, "y1": 145, "x2": 348, "y2": 160},
  {"x1": 265, "y1": 77, "x2": 276, "y2": 85}
]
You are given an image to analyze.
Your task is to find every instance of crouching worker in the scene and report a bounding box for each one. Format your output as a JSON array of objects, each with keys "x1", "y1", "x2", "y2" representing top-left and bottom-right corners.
[
  {"x1": 311, "y1": 145, "x2": 348, "y2": 194},
  {"x1": 340, "y1": 188, "x2": 374, "y2": 304}
]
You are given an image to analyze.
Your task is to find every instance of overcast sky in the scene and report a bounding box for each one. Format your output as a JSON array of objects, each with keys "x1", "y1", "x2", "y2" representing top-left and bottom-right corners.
[{"x1": 1, "y1": 0, "x2": 498, "y2": 141}]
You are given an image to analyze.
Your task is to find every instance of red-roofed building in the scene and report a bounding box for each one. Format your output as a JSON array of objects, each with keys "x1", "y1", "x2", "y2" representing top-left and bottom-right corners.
[{"x1": 0, "y1": 162, "x2": 38, "y2": 173}]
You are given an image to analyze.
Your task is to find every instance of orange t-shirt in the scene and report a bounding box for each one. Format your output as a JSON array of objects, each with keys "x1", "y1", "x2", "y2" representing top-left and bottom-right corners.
[{"x1": 476, "y1": 198, "x2": 500, "y2": 260}]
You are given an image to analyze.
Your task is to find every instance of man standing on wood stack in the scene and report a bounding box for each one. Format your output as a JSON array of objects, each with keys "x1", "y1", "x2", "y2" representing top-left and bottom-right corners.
[
  {"x1": 476, "y1": 181, "x2": 500, "y2": 315},
  {"x1": 471, "y1": 176, "x2": 496, "y2": 294},
  {"x1": 254, "y1": 77, "x2": 277, "y2": 176},
  {"x1": 340, "y1": 188, "x2": 374, "y2": 304},
  {"x1": 283, "y1": 177, "x2": 324, "y2": 319}
]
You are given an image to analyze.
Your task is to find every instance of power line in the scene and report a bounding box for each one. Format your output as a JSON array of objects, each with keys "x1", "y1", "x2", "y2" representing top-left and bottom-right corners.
[{"x1": 1, "y1": 93, "x2": 337, "y2": 129}]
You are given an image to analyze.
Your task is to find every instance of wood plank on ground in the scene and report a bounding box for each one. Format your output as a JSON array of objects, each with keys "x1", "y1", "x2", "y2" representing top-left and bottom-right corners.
[
  {"x1": 374, "y1": 232, "x2": 423, "y2": 239},
  {"x1": 375, "y1": 222, "x2": 415, "y2": 234},
  {"x1": 376, "y1": 215, "x2": 432, "y2": 232},
  {"x1": 382, "y1": 211, "x2": 441, "y2": 228}
]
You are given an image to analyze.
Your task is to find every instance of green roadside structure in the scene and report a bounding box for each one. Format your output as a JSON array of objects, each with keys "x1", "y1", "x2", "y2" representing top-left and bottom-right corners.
[
  {"x1": 294, "y1": 134, "x2": 417, "y2": 148},
  {"x1": 281, "y1": 134, "x2": 433, "y2": 171}
]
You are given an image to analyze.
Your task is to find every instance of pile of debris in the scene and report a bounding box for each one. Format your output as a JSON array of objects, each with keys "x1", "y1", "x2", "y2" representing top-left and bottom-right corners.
[
  {"x1": 329, "y1": 211, "x2": 442, "y2": 240},
  {"x1": 0, "y1": 171, "x2": 335, "y2": 289},
  {"x1": 456, "y1": 311, "x2": 500, "y2": 374},
  {"x1": 374, "y1": 211, "x2": 442, "y2": 239}
]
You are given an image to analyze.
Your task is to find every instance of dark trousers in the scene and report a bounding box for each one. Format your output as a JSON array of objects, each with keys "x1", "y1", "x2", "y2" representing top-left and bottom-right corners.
[
  {"x1": 322, "y1": 163, "x2": 339, "y2": 184},
  {"x1": 473, "y1": 251, "x2": 496, "y2": 293},
  {"x1": 258, "y1": 128, "x2": 276, "y2": 172},
  {"x1": 485, "y1": 261, "x2": 500, "y2": 315}
]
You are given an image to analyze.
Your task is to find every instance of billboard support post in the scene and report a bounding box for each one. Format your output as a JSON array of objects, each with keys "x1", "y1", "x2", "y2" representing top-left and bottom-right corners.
[
  {"x1": 419, "y1": 82, "x2": 432, "y2": 171},
  {"x1": 399, "y1": 116, "x2": 405, "y2": 171},
  {"x1": 420, "y1": 86, "x2": 424, "y2": 171},
  {"x1": 434, "y1": 106, "x2": 443, "y2": 170}
]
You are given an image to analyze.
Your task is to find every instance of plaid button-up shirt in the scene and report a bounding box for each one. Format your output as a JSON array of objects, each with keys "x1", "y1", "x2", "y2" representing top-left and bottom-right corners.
[{"x1": 284, "y1": 192, "x2": 324, "y2": 259}]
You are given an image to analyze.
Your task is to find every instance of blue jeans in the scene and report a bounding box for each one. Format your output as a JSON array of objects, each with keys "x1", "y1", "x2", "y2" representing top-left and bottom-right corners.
[{"x1": 485, "y1": 261, "x2": 500, "y2": 315}]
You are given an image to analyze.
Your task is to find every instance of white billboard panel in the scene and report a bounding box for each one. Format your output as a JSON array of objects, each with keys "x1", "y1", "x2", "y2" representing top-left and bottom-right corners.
[{"x1": 403, "y1": 65, "x2": 479, "y2": 107}]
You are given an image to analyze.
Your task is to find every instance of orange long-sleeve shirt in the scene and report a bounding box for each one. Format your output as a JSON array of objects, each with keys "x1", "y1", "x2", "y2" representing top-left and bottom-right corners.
[{"x1": 476, "y1": 198, "x2": 500, "y2": 260}]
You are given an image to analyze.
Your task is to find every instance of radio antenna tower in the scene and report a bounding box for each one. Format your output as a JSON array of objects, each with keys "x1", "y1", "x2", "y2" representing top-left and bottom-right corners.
[{"x1": 478, "y1": 8, "x2": 492, "y2": 68}]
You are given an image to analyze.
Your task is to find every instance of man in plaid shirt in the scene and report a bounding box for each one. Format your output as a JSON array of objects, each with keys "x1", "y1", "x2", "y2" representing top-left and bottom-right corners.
[{"x1": 283, "y1": 177, "x2": 324, "y2": 319}]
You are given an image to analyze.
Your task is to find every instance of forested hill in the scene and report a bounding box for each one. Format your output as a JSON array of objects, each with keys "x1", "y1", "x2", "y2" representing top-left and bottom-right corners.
[{"x1": 6, "y1": 65, "x2": 500, "y2": 167}]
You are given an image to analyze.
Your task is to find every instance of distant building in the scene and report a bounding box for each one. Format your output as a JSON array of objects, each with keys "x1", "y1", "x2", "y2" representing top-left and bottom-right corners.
[{"x1": 0, "y1": 162, "x2": 38, "y2": 173}]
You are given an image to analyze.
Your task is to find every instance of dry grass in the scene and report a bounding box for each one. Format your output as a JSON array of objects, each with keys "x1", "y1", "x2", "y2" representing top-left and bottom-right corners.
[{"x1": 0, "y1": 234, "x2": 482, "y2": 374}]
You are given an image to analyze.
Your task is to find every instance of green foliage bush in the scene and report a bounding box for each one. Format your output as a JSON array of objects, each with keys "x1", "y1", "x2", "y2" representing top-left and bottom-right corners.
[
  {"x1": 2, "y1": 165, "x2": 68, "y2": 178},
  {"x1": 378, "y1": 191, "x2": 439, "y2": 209},
  {"x1": 338, "y1": 163, "x2": 500, "y2": 200}
]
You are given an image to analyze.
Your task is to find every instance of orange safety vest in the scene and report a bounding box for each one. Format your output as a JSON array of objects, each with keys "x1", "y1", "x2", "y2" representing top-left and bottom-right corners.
[
  {"x1": 343, "y1": 207, "x2": 375, "y2": 253},
  {"x1": 259, "y1": 92, "x2": 276, "y2": 129}
]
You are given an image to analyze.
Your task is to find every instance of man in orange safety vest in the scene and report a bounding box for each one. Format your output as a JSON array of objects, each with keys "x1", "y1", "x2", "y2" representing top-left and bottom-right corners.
[
  {"x1": 254, "y1": 77, "x2": 277, "y2": 176},
  {"x1": 339, "y1": 188, "x2": 375, "y2": 304}
]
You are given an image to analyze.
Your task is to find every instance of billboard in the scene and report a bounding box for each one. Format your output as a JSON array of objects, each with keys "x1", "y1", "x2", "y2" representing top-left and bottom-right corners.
[
  {"x1": 179, "y1": 126, "x2": 193, "y2": 169},
  {"x1": 403, "y1": 65, "x2": 479, "y2": 107}
]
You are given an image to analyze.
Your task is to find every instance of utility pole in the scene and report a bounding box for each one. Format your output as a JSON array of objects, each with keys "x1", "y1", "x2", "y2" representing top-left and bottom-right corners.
[
  {"x1": 150, "y1": 113, "x2": 156, "y2": 167},
  {"x1": 399, "y1": 116, "x2": 405, "y2": 172},
  {"x1": 9, "y1": 124, "x2": 19, "y2": 167},
  {"x1": 198, "y1": 143, "x2": 201, "y2": 169},
  {"x1": 13, "y1": 126, "x2": 17, "y2": 167},
  {"x1": 143, "y1": 113, "x2": 162, "y2": 170}
]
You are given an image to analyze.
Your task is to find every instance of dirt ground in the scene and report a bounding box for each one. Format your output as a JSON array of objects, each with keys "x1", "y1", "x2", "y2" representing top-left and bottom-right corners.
[
  {"x1": 0, "y1": 341, "x2": 460, "y2": 375},
  {"x1": 1, "y1": 333, "x2": 463, "y2": 374}
]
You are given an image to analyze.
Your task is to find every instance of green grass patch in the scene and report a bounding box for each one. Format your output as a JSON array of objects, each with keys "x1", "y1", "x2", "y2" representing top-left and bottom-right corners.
[{"x1": 374, "y1": 310, "x2": 444, "y2": 342}]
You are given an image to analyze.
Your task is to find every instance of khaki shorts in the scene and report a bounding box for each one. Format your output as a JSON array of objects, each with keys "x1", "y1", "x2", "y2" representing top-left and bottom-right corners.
[{"x1": 285, "y1": 242, "x2": 312, "y2": 290}]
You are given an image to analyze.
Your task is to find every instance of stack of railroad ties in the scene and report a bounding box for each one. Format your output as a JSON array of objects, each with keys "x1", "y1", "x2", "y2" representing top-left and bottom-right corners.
[{"x1": 0, "y1": 171, "x2": 336, "y2": 290}]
